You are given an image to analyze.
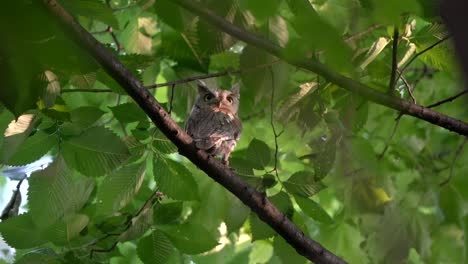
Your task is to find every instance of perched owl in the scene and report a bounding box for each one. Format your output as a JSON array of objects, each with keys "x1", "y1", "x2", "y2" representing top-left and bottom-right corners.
[{"x1": 185, "y1": 81, "x2": 242, "y2": 166}]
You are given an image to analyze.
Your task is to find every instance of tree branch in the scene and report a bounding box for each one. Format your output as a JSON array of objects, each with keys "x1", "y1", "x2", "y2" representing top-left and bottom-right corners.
[
  {"x1": 171, "y1": 0, "x2": 468, "y2": 136},
  {"x1": 42, "y1": 1, "x2": 346, "y2": 263}
]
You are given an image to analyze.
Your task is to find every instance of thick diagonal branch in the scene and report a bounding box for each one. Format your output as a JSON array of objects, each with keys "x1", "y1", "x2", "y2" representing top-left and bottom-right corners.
[
  {"x1": 42, "y1": 1, "x2": 346, "y2": 263},
  {"x1": 172, "y1": 0, "x2": 468, "y2": 136}
]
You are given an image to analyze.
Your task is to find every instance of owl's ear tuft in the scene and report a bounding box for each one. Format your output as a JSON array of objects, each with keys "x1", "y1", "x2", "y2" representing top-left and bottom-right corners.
[
  {"x1": 197, "y1": 80, "x2": 211, "y2": 94},
  {"x1": 230, "y1": 83, "x2": 240, "y2": 96}
]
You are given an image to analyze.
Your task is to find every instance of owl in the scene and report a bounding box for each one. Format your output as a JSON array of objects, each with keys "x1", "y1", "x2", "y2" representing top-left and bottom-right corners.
[{"x1": 185, "y1": 81, "x2": 242, "y2": 166}]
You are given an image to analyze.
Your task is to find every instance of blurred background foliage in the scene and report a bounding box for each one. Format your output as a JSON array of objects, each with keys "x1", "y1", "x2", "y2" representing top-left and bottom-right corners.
[{"x1": 0, "y1": 0, "x2": 467, "y2": 263}]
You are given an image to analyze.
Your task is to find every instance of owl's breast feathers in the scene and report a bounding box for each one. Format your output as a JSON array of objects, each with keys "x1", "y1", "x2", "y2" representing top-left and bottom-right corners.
[{"x1": 185, "y1": 109, "x2": 242, "y2": 155}]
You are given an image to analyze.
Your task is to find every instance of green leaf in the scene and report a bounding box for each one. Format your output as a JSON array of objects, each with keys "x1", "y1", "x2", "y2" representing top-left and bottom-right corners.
[
  {"x1": 110, "y1": 102, "x2": 147, "y2": 124},
  {"x1": 349, "y1": 137, "x2": 378, "y2": 173},
  {"x1": 249, "y1": 240, "x2": 273, "y2": 264},
  {"x1": 283, "y1": 171, "x2": 326, "y2": 197},
  {"x1": 137, "y1": 230, "x2": 175, "y2": 264},
  {"x1": 0, "y1": 114, "x2": 39, "y2": 163},
  {"x1": 0, "y1": 107, "x2": 15, "y2": 149},
  {"x1": 120, "y1": 207, "x2": 153, "y2": 242},
  {"x1": 273, "y1": 236, "x2": 307, "y2": 264},
  {"x1": 62, "y1": 126, "x2": 130, "y2": 177},
  {"x1": 152, "y1": 134, "x2": 178, "y2": 154},
  {"x1": 153, "y1": 202, "x2": 183, "y2": 225},
  {"x1": 225, "y1": 193, "x2": 250, "y2": 234},
  {"x1": 159, "y1": 223, "x2": 218, "y2": 254},
  {"x1": 66, "y1": 0, "x2": 119, "y2": 29},
  {"x1": 5, "y1": 131, "x2": 58, "y2": 166},
  {"x1": 250, "y1": 213, "x2": 276, "y2": 241},
  {"x1": 97, "y1": 162, "x2": 146, "y2": 216},
  {"x1": 43, "y1": 214, "x2": 89, "y2": 245},
  {"x1": 247, "y1": 138, "x2": 271, "y2": 169},
  {"x1": 28, "y1": 157, "x2": 95, "y2": 228},
  {"x1": 153, "y1": 156, "x2": 199, "y2": 201},
  {"x1": 69, "y1": 106, "x2": 106, "y2": 129},
  {"x1": 15, "y1": 248, "x2": 61, "y2": 264},
  {"x1": 312, "y1": 141, "x2": 336, "y2": 180},
  {"x1": 0, "y1": 213, "x2": 46, "y2": 249},
  {"x1": 295, "y1": 196, "x2": 334, "y2": 224}
]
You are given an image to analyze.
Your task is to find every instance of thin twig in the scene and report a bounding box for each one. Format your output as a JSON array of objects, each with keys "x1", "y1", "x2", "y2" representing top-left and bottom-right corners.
[
  {"x1": 396, "y1": 69, "x2": 416, "y2": 103},
  {"x1": 344, "y1": 24, "x2": 383, "y2": 43},
  {"x1": 61, "y1": 60, "x2": 282, "y2": 94},
  {"x1": 88, "y1": 190, "x2": 163, "y2": 258},
  {"x1": 268, "y1": 67, "x2": 283, "y2": 185},
  {"x1": 378, "y1": 115, "x2": 403, "y2": 160},
  {"x1": 426, "y1": 89, "x2": 468, "y2": 108},
  {"x1": 397, "y1": 35, "x2": 451, "y2": 80},
  {"x1": 168, "y1": 84, "x2": 175, "y2": 114},
  {"x1": 439, "y1": 137, "x2": 467, "y2": 187},
  {"x1": 389, "y1": 26, "x2": 399, "y2": 94}
]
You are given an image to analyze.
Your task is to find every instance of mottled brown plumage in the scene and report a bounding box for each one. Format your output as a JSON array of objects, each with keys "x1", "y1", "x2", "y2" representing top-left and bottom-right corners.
[{"x1": 185, "y1": 81, "x2": 242, "y2": 165}]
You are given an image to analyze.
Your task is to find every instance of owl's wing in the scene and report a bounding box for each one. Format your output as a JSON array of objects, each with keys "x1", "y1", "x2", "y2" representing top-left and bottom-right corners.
[{"x1": 186, "y1": 111, "x2": 241, "y2": 151}]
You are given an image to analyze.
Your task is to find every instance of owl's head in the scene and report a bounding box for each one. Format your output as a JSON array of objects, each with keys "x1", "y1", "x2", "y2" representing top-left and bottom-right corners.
[{"x1": 195, "y1": 81, "x2": 240, "y2": 115}]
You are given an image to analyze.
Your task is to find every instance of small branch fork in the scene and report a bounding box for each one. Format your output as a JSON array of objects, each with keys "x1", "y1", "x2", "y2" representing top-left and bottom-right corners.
[
  {"x1": 43, "y1": 1, "x2": 346, "y2": 263},
  {"x1": 88, "y1": 191, "x2": 164, "y2": 258},
  {"x1": 439, "y1": 137, "x2": 467, "y2": 187},
  {"x1": 268, "y1": 67, "x2": 284, "y2": 184}
]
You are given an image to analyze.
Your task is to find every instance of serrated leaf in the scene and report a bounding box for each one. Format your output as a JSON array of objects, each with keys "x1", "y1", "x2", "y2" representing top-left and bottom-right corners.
[
  {"x1": 283, "y1": 171, "x2": 326, "y2": 197},
  {"x1": 137, "y1": 230, "x2": 175, "y2": 264},
  {"x1": 62, "y1": 126, "x2": 130, "y2": 177},
  {"x1": 70, "y1": 72, "x2": 97, "y2": 89},
  {"x1": 153, "y1": 202, "x2": 183, "y2": 225},
  {"x1": 97, "y1": 163, "x2": 146, "y2": 216},
  {"x1": 159, "y1": 223, "x2": 218, "y2": 254},
  {"x1": 0, "y1": 213, "x2": 46, "y2": 249},
  {"x1": 69, "y1": 106, "x2": 106, "y2": 129},
  {"x1": 66, "y1": 0, "x2": 119, "y2": 29},
  {"x1": 28, "y1": 157, "x2": 95, "y2": 228},
  {"x1": 313, "y1": 141, "x2": 336, "y2": 180},
  {"x1": 43, "y1": 214, "x2": 89, "y2": 245},
  {"x1": 120, "y1": 207, "x2": 153, "y2": 242},
  {"x1": 15, "y1": 248, "x2": 61, "y2": 264},
  {"x1": 5, "y1": 131, "x2": 58, "y2": 166},
  {"x1": 247, "y1": 138, "x2": 271, "y2": 169},
  {"x1": 295, "y1": 196, "x2": 334, "y2": 224},
  {"x1": 110, "y1": 102, "x2": 147, "y2": 124},
  {"x1": 152, "y1": 135, "x2": 177, "y2": 154},
  {"x1": 153, "y1": 156, "x2": 199, "y2": 201}
]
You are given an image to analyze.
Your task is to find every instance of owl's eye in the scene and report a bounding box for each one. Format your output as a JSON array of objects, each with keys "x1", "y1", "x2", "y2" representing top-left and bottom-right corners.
[
  {"x1": 204, "y1": 94, "x2": 214, "y2": 101},
  {"x1": 226, "y1": 96, "x2": 234, "y2": 103}
]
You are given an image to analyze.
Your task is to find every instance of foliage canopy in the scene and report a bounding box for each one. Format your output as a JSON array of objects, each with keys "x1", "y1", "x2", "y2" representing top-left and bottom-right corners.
[{"x1": 0, "y1": 0, "x2": 467, "y2": 263}]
